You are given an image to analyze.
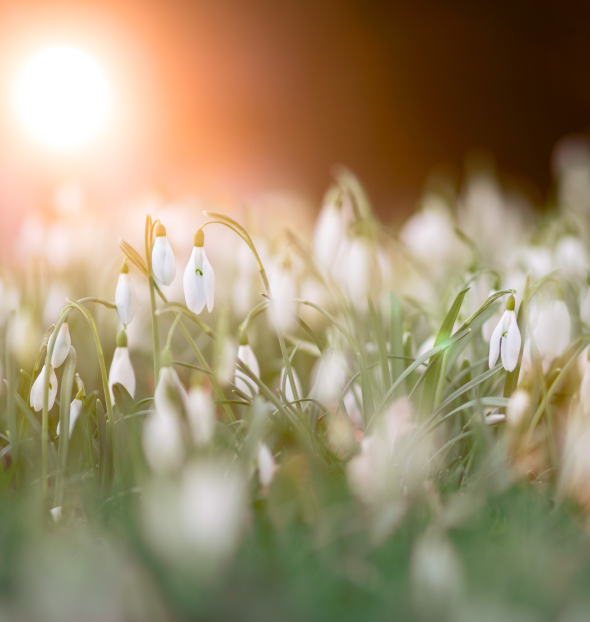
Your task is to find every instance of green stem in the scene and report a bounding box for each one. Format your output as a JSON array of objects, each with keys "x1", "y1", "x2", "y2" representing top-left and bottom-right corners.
[{"x1": 145, "y1": 215, "x2": 161, "y2": 381}]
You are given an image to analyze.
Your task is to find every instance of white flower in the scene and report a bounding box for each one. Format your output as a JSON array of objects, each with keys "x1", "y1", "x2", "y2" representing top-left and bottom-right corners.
[
  {"x1": 49, "y1": 506, "x2": 62, "y2": 523},
  {"x1": 235, "y1": 341, "x2": 260, "y2": 398},
  {"x1": 151, "y1": 223, "x2": 176, "y2": 286},
  {"x1": 313, "y1": 196, "x2": 343, "y2": 270},
  {"x1": 532, "y1": 300, "x2": 570, "y2": 362},
  {"x1": 142, "y1": 365, "x2": 186, "y2": 473},
  {"x1": 279, "y1": 366, "x2": 303, "y2": 403},
  {"x1": 115, "y1": 260, "x2": 135, "y2": 325},
  {"x1": 311, "y1": 350, "x2": 346, "y2": 408},
  {"x1": 30, "y1": 365, "x2": 58, "y2": 412},
  {"x1": 183, "y1": 230, "x2": 215, "y2": 314},
  {"x1": 257, "y1": 443, "x2": 276, "y2": 487},
  {"x1": 50, "y1": 322, "x2": 71, "y2": 368},
  {"x1": 186, "y1": 386, "x2": 216, "y2": 446},
  {"x1": 347, "y1": 237, "x2": 371, "y2": 302},
  {"x1": 56, "y1": 397, "x2": 83, "y2": 438},
  {"x1": 507, "y1": 389, "x2": 530, "y2": 428},
  {"x1": 555, "y1": 235, "x2": 587, "y2": 281},
  {"x1": 488, "y1": 295, "x2": 521, "y2": 372},
  {"x1": 108, "y1": 331, "x2": 136, "y2": 402},
  {"x1": 270, "y1": 261, "x2": 296, "y2": 332}
]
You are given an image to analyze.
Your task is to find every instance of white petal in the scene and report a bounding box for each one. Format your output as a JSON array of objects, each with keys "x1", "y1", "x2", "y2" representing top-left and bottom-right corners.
[
  {"x1": 51, "y1": 323, "x2": 71, "y2": 368},
  {"x1": 502, "y1": 311, "x2": 521, "y2": 372},
  {"x1": 202, "y1": 248, "x2": 215, "y2": 313},
  {"x1": 152, "y1": 237, "x2": 176, "y2": 286},
  {"x1": 184, "y1": 248, "x2": 205, "y2": 314},
  {"x1": 258, "y1": 443, "x2": 276, "y2": 487},
  {"x1": 235, "y1": 345, "x2": 260, "y2": 397},
  {"x1": 58, "y1": 398, "x2": 84, "y2": 437},
  {"x1": 30, "y1": 365, "x2": 58, "y2": 412},
  {"x1": 582, "y1": 364, "x2": 590, "y2": 417},
  {"x1": 142, "y1": 410, "x2": 184, "y2": 474},
  {"x1": 115, "y1": 273, "x2": 135, "y2": 325},
  {"x1": 186, "y1": 387, "x2": 216, "y2": 446},
  {"x1": 488, "y1": 311, "x2": 506, "y2": 369},
  {"x1": 313, "y1": 203, "x2": 343, "y2": 269},
  {"x1": 109, "y1": 347, "x2": 136, "y2": 402}
]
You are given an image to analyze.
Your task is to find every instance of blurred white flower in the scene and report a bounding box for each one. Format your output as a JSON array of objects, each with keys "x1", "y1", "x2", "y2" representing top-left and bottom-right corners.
[
  {"x1": 49, "y1": 506, "x2": 62, "y2": 523},
  {"x1": 108, "y1": 331, "x2": 136, "y2": 402},
  {"x1": 151, "y1": 223, "x2": 176, "y2": 286},
  {"x1": 30, "y1": 365, "x2": 58, "y2": 412},
  {"x1": 313, "y1": 197, "x2": 344, "y2": 270},
  {"x1": 518, "y1": 246, "x2": 553, "y2": 279},
  {"x1": 279, "y1": 366, "x2": 303, "y2": 403},
  {"x1": 507, "y1": 389, "x2": 530, "y2": 428},
  {"x1": 488, "y1": 295, "x2": 521, "y2": 372},
  {"x1": 257, "y1": 443, "x2": 276, "y2": 487},
  {"x1": 311, "y1": 350, "x2": 346, "y2": 408},
  {"x1": 142, "y1": 365, "x2": 186, "y2": 473},
  {"x1": 555, "y1": 235, "x2": 587, "y2": 281},
  {"x1": 347, "y1": 435, "x2": 390, "y2": 505},
  {"x1": 235, "y1": 341, "x2": 260, "y2": 398},
  {"x1": 51, "y1": 322, "x2": 71, "y2": 369},
  {"x1": 270, "y1": 260, "x2": 297, "y2": 332},
  {"x1": 383, "y1": 397, "x2": 414, "y2": 450},
  {"x1": 115, "y1": 260, "x2": 135, "y2": 325},
  {"x1": 186, "y1": 386, "x2": 216, "y2": 446},
  {"x1": 217, "y1": 337, "x2": 238, "y2": 386},
  {"x1": 184, "y1": 229, "x2": 215, "y2": 315},
  {"x1": 532, "y1": 300, "x2": 570, "y2": 362},
  {"x1": 43, "y1": 283, "x2": 68, "y2": 326},
  {"x1": 347, "y1": 237, "x2": 371, "y2": 303},
  {"x1": 56, "y1": 397, "x2": 83, "y2": 438}
]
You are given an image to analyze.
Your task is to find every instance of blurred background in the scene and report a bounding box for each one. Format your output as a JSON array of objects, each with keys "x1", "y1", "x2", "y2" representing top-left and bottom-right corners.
[{"x1": 0, "y1": 0, "x2": 590, "y2": 250}]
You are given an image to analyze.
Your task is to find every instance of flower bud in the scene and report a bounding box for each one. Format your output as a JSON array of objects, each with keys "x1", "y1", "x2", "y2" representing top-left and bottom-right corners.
[
  {"x1": 109, "y1": 330, "x2": 135, "y2": 402},
  {"x1": 152, "y1": 223, "x2": 176, "y2": 286},
  {"x1": 50, "y1": 322, "x2": 71, "y2": 369},
  {"x1": 115, "y1": 259, "x2": 135, "y2": 325}
]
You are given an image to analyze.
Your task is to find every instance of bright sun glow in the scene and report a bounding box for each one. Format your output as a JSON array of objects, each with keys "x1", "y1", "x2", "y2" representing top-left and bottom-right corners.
[{"x1": 16, "y1": 47, "x2": 109, "y2": 150}]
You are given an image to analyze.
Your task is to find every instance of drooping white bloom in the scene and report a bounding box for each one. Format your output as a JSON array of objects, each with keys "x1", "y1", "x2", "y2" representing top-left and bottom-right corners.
[
  {"x1": 151, "y1": 222, "x2": 176, "y2": 286},
  {"x1": 142, "y1": 365, "x2": 186, "y2": 473},
  {"x1": 532, "y1": 300, "x2": 570, "y2": 362},
  {"x1": 235, "y1": 340, "x2": 260, "y2": 398},
  {"x1": 115, "y1": 260, "x2": 135, "y2": 325},
  {"x1": 270, "y1": 261, "x2": 296, "y2": 332},
  {"x1": 313, "y1": 195, "x2": 344, "y2": 270},
  {"x1": 257, "y1": 443, "x2": 276, "y2": 487},
  {"x1": 30, "y1": 365, "x2": 58, "y2": 412},
  {"x1": 507, "y1": 389, "x2": 530, "y2": 428},
  {"x1": 347, "y1": 237, "x2": 371, "y2": 302},
  {"x1": 49, "y1": 506, "x2": 62, "y2": 523},
  {"x1": 186, "y1": 386, "x2": 216, "y2": 446},
  {"x1": 555, "y1": 235, "x2": 587, "y2": 281},
  {"x1": 184, "y1": 230, "x2": 215, "y2": 314},
  {"x1": 56, "y1": 397, "x2": 83, "y2": 438},
  {"x1": 311, "y1": 350, "x2": 346, "y2": 408},
  {"x1": 488, "y1": 295, "x2": 521, "y2": 372},
  {"x1": 279, "y1": 366, "x2": 303, "y2": 403},
  {"x1": 108, "y1": 330, "x2": 136, "y2": 402},
  {"x1": 50, "y1": 322, "x2": 71, "y2": 369}
]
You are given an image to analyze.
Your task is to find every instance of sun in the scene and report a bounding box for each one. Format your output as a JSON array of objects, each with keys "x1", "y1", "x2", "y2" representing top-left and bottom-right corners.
[{"x1": 16, "y1": 47, "x2": 109, "y2": 150}]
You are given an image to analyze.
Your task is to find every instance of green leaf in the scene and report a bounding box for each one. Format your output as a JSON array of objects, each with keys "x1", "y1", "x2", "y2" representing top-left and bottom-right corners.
[
  {"x1": 112, "y1": 382, "x2": 135, "y2": 417},
  {"x1": 358, "y1": 353, "x2": 375, "y2": 424},
  {"x1": 368, "y1": 296, "x2": 390, "y2": 396}
]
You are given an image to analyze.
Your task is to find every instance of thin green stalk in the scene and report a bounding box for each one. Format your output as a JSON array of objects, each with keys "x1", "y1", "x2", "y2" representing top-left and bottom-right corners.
[{"x1": 145, "y1": 215, "x2": 161, "y2": 381}]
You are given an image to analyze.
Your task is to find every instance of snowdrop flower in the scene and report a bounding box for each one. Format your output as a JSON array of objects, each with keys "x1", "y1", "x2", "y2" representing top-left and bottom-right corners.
[
  {"x1": 279, "y1": 366, "x2": 302, "y2": 403},
  {"x1": 488, "y1": 294, "x2": 521, "y2": 372},
  {"x1": 186, "y1": 385, "x2": 216, "y2": 446},
  {"x1": 555, "y1": 235, "x2": 587, "y2": 281},
  {"x1": 184, "y1": 229, "x2": 215, "y2": 314},
  {"x1": 49, "y1": 506, "x2": 62, "y2": 523},
  {"x1": 115, "y1": 259, "x2": 135, "y2": 325},
  {"x1": 108, "y1": 330, "x2": 136, "y2": 402},
  {"x1": 30, "y1": 365, "x2": 58, "y2": 412},
  {"x1": 507, "y1": 389, "x2": 530, "y2": 428},
  {"x1": 50, "y1": 321, "x2": 71, "y2": 368},
  {"x1": 313, "y1": 190, "x2": 344, "y2": 270},
  {"x1": 311, "y1": 349, "x2": 346, "y2": 408},
  {"x1": 151, "y1": 222, "x2": 176, "y2": 286},
  {"x1": 142, "y1": 357, "x2": 186, "y2": 473},
  {"x1": 270, "y1": 258, "x2": 296, "y2": 332},
  {"x1": 347, "y1": 237, "x2": 371, "y2": 302},
  {"x1": 533, "y1": 300, "x2": 570, "y2": 362},
  {"x1": 56, "y1": 395, "x2": 83, "y2": 438},
  {"x1": 257, "y1": 443, "x2": 276, "y2": 487},
  {"x1": 235, "y1": 333, "x2": 260, "y2": 398}
]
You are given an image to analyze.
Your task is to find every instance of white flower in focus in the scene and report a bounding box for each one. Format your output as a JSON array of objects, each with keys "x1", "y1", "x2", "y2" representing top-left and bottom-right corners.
[
  {"x1": 313, "y1": 195, "x2": 343, "y2": 270},
  {"x1": 56, "y1": 397, "x2": 83, "y2": 438},
  {"x1": 235, "y1": 338, "x2": 260, "y2": 398},
  {"x1": 142, "y1": 364, "x2": 186, "y2": 473},
  {"x1": 258, "y1": 443, "x2": 276, "y2": 487},
  {"x1": 488, "y1": 295, "x2": 521, "y2": 372},
  {"x1": 115, "y1": 259, "x2": 135, "y2": 325},
  {"x1": 184, "y1": 229, "x2": 215, "y2": 314},
  {"x1": 532, "y1": 300, "x2": 570, "y2": 362},
  {"x1": 279, "y1": 366, "x2": 302, "y2": 403},
  {"x1": 30, "y1": 365, "x2": 58, "y2": 412},
  {"x1": 50, "y1": 322, "x2": 71, "y2": 368},
  {"x1": 108, "y1": 330, "x2": 136, "y2": 402},
  {"x1": 151, "y1": 222, "x2": 176, "y2": 286},
  {"x1": 186, "y1": 386, "x2": 216, "y2": 446}
]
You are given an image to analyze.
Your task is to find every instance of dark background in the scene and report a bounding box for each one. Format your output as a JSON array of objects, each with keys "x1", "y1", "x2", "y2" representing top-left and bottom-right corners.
[{"x1": 1, "y1": 0, "x2": 590, "y2": 217}]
